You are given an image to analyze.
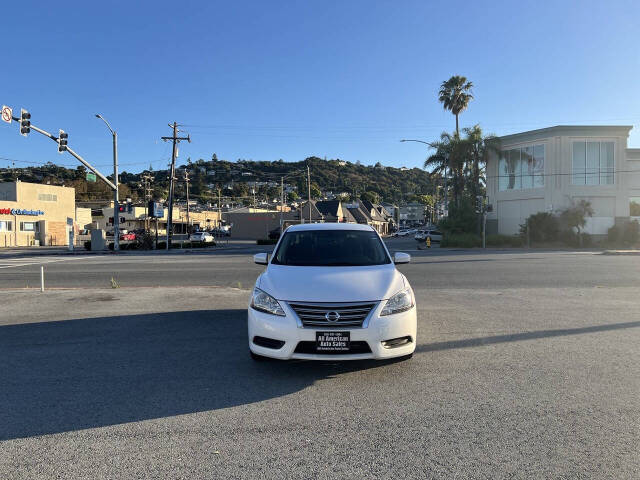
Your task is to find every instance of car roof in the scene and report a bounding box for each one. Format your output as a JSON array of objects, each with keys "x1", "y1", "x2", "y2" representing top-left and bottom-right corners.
[{"x1": 286, "y1": 223, "x2": 375, "y2": 232}]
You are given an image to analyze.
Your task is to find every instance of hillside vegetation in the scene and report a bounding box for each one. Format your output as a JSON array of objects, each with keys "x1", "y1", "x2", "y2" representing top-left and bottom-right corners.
[{"x1": 1, "y1": 156, "x2": 436, "y2": 204}]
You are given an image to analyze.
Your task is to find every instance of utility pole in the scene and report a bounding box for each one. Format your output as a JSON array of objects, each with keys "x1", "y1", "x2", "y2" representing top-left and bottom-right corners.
[
  {"x1": 161, "y1": 122, "x2": 190, "y2": 250},
  {"x1": 217, "y1": 188, "x2": 222, "y2": 228},
  {"x1": 141, "y1": 173, "x2": 154, "y2": 231},
  {"x1": 307, "y1": 163, "x2": 311, "y2": 223},
  {"x1": 280, "y1": 176, "x2": 284, "y2": 230},
  {"x1": 184, "y1": 169, "x2": 191, "y2": 234}
]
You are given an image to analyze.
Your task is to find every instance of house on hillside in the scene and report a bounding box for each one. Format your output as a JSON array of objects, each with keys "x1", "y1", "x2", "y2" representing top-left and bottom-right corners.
[{"x1": 345, "y1": 201, "x2": 389, "y2": 235}]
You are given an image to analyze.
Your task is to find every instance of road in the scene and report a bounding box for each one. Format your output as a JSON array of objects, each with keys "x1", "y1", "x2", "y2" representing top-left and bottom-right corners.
[{"x1": 1, "y1": 243, "x2": 639, "y2": 478}]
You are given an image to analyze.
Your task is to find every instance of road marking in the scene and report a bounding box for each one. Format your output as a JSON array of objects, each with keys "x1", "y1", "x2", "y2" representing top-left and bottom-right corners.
[{"x1": 0, "y1": 257, "x2": 90, "y2": 269}]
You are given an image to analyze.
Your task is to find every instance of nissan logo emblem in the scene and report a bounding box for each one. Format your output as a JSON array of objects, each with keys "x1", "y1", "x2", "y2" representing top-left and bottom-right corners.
[{"x1": 325, "y1": 311, "x2": 341, "y2": 322}]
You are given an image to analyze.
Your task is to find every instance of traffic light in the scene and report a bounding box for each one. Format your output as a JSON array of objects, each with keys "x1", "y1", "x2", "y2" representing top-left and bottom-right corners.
[
  {"x1": 20, "y1": 109, "x2": 31, "y2": 136},
  {"x1": 118, "y1": 205, "x2": 126, "y2": 213},
  {"x1": 127, "y1": 201, "x2": 133, "y2": 214},
  {"x1": 58, "y1": 130, "x2": 68, "y2": 153},
  {"x1": 475, "y1": 195, "x2": 484, "y2": 214}
]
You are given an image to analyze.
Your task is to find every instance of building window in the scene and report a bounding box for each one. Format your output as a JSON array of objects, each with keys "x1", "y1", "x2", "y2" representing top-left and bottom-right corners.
[
  {"x1": 20, "y1": 222, "x2": 39, "y2": 232},
  {"x1": 631, "y1": 197, "x2": 640, "y2": 218},
  {"x1": 498, "y1": 144, "x2": 545, "y2": 191},
  {"x1": 38, "y1": 193, "x2": 58, "y2": 202},
  {"x1": 0, "y1": 221, "x2": 12, "y2": 232},
  {"x1": 572, "y1": 141, "x2": 614, "y2": 185}
]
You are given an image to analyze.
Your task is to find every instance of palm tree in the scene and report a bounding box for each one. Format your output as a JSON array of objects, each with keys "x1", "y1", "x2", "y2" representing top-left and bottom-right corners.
[
  {"x1": 462, "y1": 125, "x2": 500, "y2": 202},
  {"x1": 424, "y1": 132, "x2": 468, "y2": 207},
  {"x1": 438, "y1": 76, "x2": 474, "y2": 135}
]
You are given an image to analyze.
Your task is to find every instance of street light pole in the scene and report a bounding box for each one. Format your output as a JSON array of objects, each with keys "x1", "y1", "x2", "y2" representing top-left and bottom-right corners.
[{"x1": 96, "y1": 114, "x2": 119, "y2": 251}]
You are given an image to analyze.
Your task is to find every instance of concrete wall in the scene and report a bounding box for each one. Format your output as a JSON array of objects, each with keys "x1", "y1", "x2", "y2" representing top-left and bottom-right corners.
[{"x1": 486, "y1": 126, "x2": 636, "y2": 236}]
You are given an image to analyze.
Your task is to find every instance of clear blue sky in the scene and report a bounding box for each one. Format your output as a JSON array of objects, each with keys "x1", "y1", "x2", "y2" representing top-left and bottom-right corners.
[{"x1": 1, "y1": 0, "x2": 639, "y2": 174}]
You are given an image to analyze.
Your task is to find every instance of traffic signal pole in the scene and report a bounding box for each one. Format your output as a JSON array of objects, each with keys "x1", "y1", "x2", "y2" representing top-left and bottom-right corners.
[{"x1": 10, "y1": 114, "x2": 116, "y2": 190}]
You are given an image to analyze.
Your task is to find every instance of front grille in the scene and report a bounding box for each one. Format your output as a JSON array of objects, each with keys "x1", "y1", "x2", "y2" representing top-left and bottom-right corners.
[
  {"x1": 288, "y1": 302, "x2": 376, "y2": 328},
  {"x1": 294, "y1": 341, "x2": 372, "y2": 355}
]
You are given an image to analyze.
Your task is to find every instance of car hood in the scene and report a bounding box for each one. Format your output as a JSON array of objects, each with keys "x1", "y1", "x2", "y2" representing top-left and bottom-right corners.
[{"x1": 258, "y1": 264, "x2": 406, "y2": 302}]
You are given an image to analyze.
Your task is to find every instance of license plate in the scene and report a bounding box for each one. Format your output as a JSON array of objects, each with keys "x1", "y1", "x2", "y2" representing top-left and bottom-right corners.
[{"x1": 316, "y1": 331, "x2": 350, "y2": 352}]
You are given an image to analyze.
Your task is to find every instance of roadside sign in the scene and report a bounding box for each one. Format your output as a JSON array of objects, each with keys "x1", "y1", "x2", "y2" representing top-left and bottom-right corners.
[
  {"x1": 86, "y1": 172, "x2": 97, "y2": 182},
  {"x1": 1, "y1": 106, "x2": 12, "y2": 124}
]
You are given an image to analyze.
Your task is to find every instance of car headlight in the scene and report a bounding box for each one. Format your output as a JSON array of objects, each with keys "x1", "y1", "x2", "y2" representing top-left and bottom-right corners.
[
  {"x1": 250, "y1": 288, "x2": 285, "y2": 316},
  {"x1": 380, "y1": 288, "x2": 414, "y2": 316}
]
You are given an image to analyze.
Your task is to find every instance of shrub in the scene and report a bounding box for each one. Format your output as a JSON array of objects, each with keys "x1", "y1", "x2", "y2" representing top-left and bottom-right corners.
[
  {"x1": 84, "y1": 240, "x2": 91, "y2": 251},
  {"x1": 441, "y1": 233, "x2": 481, "y2": 248},
  {"x1": 135, "y1": 232, "x2": 154, "y2": 250},
  {"x1": 519, "y1": 212, "x2": 559, "y2": 243},
  {"x1": 607, "y1": 225, "x2": 621, "y2": 244},
  {"x1": 623, "y1": 220, "x2": 640, "y2": 245},
  {"x1": 438, "y1": 198, "x2": 478, "y2": 235},
  {"x1": 257, "y1": 238, "x2": 278, "y2": 245},
  {"x1": 486, "y1": 234, "x2": 524, "y2": 247}
]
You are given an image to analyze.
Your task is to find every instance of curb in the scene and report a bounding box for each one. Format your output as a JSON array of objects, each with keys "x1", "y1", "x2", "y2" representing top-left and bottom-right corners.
[{"x1": 602, "y1": 250, "x2": 640, "y2": 256}]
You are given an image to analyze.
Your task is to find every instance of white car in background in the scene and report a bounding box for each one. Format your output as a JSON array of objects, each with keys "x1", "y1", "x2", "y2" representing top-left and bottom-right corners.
[
  {"x1": 189, "y1": 231, "x2": 215, "y2": 243},
  {"x1": 248, "y1": 223, "x2": 417, "y2": 361},
  {"x1": 414, "y1": 229, "x2": 443, "y2": 243}
]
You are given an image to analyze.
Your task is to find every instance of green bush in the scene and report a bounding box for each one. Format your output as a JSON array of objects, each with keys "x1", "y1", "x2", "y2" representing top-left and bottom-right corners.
[
  {"x1": 486, "y1": 234, "x2": 524, "y2": 247},
  {"x1": 607, "y1": 225, "x2": 621, "y2": 244},
  {"x1": 84, "y1": 240, "x2": 91, "y2": 251},
  {"x1": 135, "y1": 232, "x2": 155, "y2": 250},
  {"x1": 438, "y1": 198, "x2": 479, "y2": 235},
  {"x1": 257, "y1": 238, "x2": 278, "y2": 245},
  {"x1": 623, "y1": 220, "x2": 640, "y2": 245},
  {"x1": 441, "y1": 233, "x2": 481, "y2": 248},
  {"x1": 519, "y1": 212, "x2": 559, "y2": 243}
]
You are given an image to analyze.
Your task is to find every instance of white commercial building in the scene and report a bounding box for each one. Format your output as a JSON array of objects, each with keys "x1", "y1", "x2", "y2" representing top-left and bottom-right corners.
[{"x1": 486, "y1": 125, "x2": 640, "y2": 236}]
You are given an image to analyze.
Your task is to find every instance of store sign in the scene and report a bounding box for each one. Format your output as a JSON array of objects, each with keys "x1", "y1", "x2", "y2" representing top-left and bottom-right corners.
[{"x1": 0, "y1": 208, "x2": 45, "y2": 216}]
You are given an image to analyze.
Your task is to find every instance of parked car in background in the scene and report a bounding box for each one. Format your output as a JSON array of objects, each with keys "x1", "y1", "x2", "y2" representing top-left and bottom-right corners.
[
  {"x1": 189, "y1": 231, "x2": 215, "y2": 243},
  {"x1": 211, "y1": 227, "x2": 231, "y2": 237},
  {"x1": 120, "y1": 232, "x2": 136, "y2": 241},
  {"x1": 415, "y1": 229, "x2": 443, "y2": 243},
  {"x1": 249, "y1": 223, "x2": 416, "y2": 361},
  {"x1": 394, "y1": 229, "x2": 416, "y2": 237}
]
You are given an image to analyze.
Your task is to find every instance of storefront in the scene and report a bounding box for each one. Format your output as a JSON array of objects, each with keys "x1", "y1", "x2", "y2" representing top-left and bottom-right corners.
[{"x1": 0, "y1": 181, "x2": 76, "y2": 247}]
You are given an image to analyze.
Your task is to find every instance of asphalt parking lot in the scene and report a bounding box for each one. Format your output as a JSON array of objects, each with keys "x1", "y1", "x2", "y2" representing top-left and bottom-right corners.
[{"x1": 1, "y1": 245, "x2": 639, "y2": 478}]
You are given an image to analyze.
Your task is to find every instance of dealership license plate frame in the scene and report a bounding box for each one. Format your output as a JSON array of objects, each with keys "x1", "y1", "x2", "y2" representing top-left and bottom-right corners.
[{"x1": 316, "y1": 331, "x2": 351, "y2": 352}]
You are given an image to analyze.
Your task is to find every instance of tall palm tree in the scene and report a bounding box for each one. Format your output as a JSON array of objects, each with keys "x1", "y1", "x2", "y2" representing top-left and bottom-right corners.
[{"x1": 438, "y1": 76, "x2": 474, "y2": 135}]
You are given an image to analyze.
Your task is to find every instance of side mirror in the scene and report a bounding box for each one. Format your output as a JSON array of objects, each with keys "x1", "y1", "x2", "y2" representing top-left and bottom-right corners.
[
  {"x1": 254, "y1": 252, "x2": 269, "y2": 265},
  {"x1": 393, "y1": 252, "x2": 411, "y2": 264}
]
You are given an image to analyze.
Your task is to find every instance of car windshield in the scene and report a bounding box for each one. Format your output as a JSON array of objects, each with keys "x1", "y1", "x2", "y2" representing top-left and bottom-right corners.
[{"x1": 272, "y1": 230, "x2": 391, "y2": 267}]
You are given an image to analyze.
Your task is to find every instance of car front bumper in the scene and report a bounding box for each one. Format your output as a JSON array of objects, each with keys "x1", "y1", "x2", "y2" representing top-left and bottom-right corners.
[{"x1": 247, "y1": 301, "x2": 417, "y2": 360}]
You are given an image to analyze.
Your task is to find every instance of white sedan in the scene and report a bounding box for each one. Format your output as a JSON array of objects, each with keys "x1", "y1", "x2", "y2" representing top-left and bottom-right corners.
[
  {"x1": 189, "y1": 231, "x2": 215, "y2": 243},
  {"x1": 415, "y1": 229, "x2": 443, "y2": 243},
  {"x1": 248, "y1": 223, "x2": 417, "y2": 361}
]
